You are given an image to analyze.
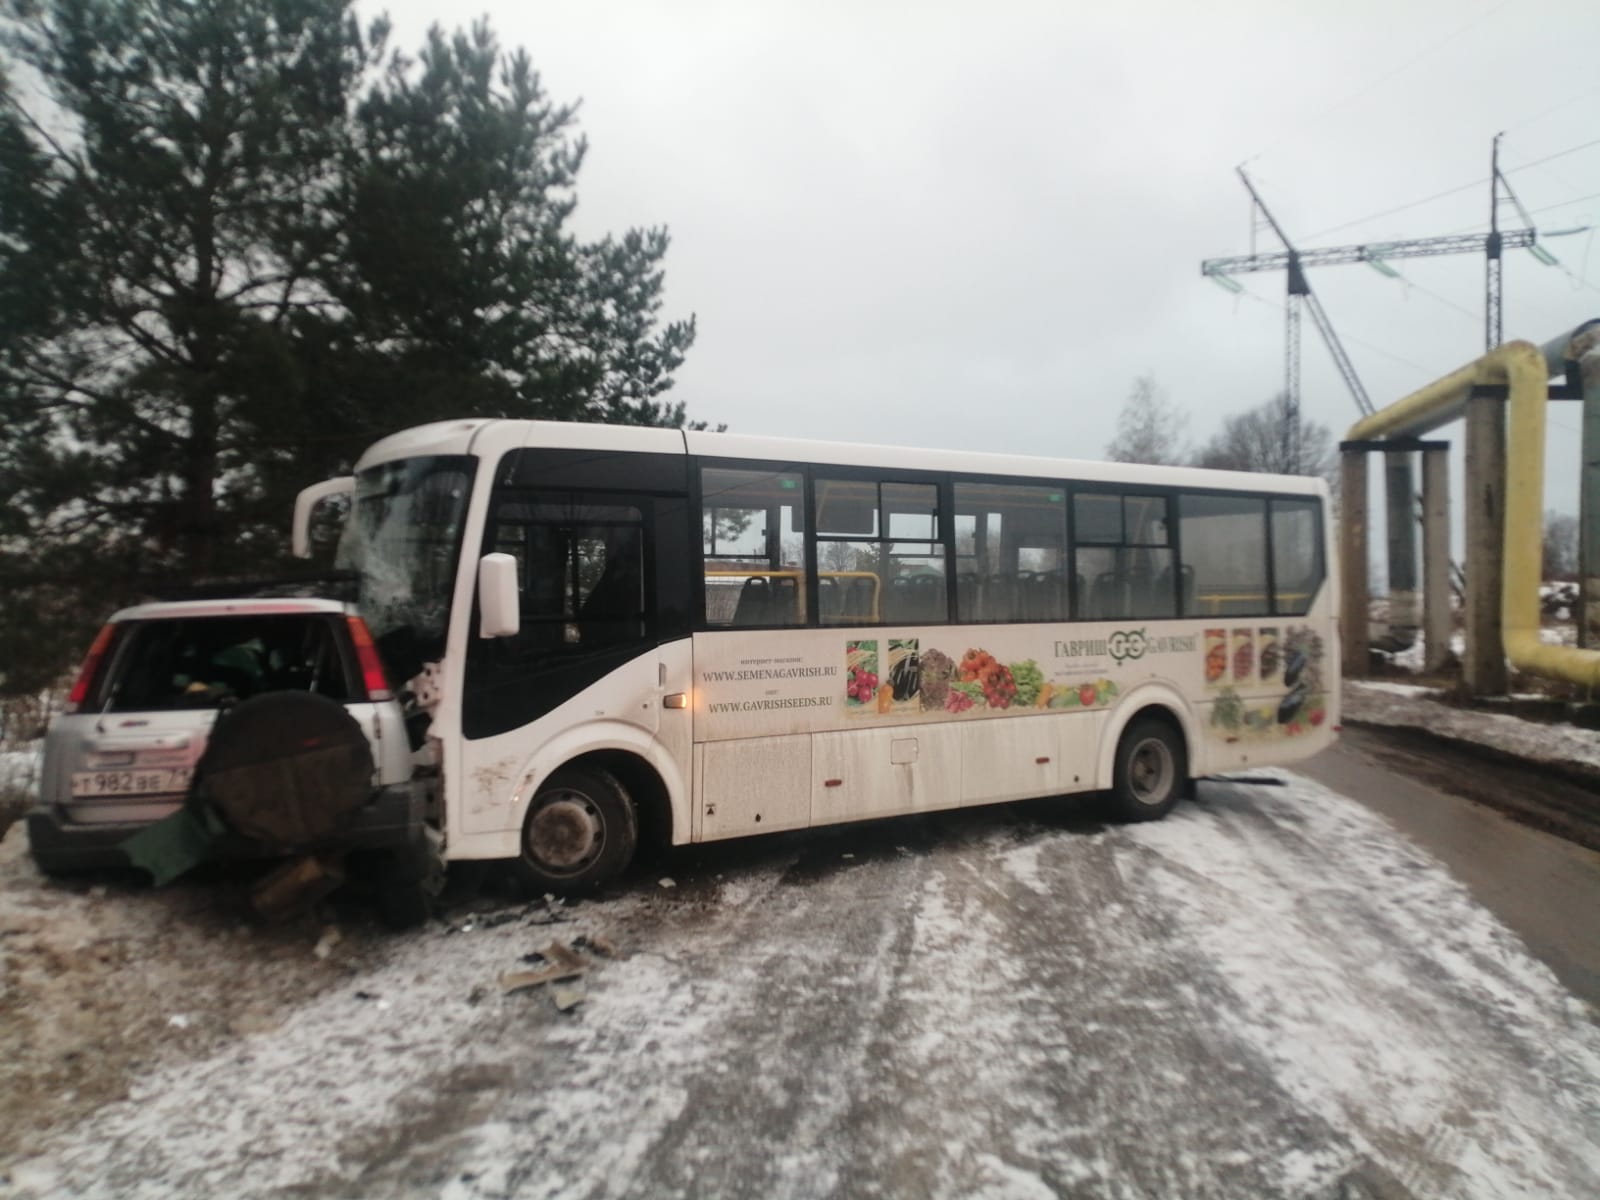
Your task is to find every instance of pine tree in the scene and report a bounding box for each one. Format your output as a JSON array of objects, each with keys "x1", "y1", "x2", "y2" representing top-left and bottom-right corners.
[{"x1": 0, "y1": 0, "x2": 698, "y2": 694}]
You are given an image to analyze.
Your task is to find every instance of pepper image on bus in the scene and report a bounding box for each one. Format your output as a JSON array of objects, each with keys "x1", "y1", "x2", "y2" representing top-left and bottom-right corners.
[{"x1": 280, "y1": 418, "x2": 1337, "y2": 892}]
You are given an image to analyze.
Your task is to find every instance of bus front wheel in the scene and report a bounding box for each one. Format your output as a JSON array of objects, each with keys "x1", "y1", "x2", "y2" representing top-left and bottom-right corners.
[
  {"x1": 514, "y1": 766, "x2": 638, "y2": 895},
  {"x1": 1107, "y1": 717, "x2": 1187, "y2": 822}
]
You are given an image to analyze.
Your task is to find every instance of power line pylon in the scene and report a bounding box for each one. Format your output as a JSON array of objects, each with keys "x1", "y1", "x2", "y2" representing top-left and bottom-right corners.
[
  {"x1": 1202, "y1": 138, "x2": 1554, "y2": 383},
  {"x1": 1208, "y1": 167, "x2": 1379, "y2": 473}
]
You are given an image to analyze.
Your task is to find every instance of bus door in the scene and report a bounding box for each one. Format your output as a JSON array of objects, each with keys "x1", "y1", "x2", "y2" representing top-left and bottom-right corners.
[{"x1": 459, "y1": 490, "x2": 671, "y2": 835}]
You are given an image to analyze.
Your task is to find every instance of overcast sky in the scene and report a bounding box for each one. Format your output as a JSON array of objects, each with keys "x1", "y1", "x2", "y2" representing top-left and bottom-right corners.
[{"x1": 367, "y1": 0, "x2": 1599, "y2": 510}]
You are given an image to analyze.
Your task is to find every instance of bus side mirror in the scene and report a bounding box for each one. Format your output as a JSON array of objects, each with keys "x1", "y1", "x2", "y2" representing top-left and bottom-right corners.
[
  {"x1": 478, "y1": 553, "x2": 521, "y2": 638},
  {"x1": 292, "y1": 476, "x2": 355, "y2": 559}
]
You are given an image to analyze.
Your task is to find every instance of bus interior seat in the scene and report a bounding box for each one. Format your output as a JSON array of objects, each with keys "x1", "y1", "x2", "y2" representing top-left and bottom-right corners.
[
  {"x1": 731, "y1": 576, "x2": 772, "y2": 625},
  {"x1": 1153, "y1": 564, "x2": 1195, "y2": 616},
  {"x1": 823, "y1": 574, "x2": 874, "y2": 624},
  {"x1": 817, "y1": 576, "x2": 842, "y2": 620},
  {"x1": 1123, "y1": 567, "x2": 1162, "y2": 618},
  {"x1": 1089, "y1": 571, "x2": 1124, "y2": 620},
  {"x1": 906, "y1": 575, "x2": 944, "y2": 623},
  {"x1": 1020, "y1": 570, "x2": 1065, "y2": 620},
  {"x1": 885, "y1": 577, "x2": 912, "y2": 624},
  {"x1": 981, "y1": 574, "x2": 1015, "y2": 622},
  {"x1": 769, "y1": 575, "x2": 800, "y2": 625},
  {"x1": 956, "y1": 572, "x2": 979, "y2": 619},
  {"x1": 844, "y1": 577, "x2": 876, "y2": 623}
]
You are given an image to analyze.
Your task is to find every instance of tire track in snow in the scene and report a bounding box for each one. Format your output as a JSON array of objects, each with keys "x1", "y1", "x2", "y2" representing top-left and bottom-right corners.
[
  {"x1": 368, "y1": 851, "x2": 944, "y2": 1200},
  {"x1": 1124, "y1": 773, "x2": 1600, "y2": 1198},
  {"x1": 843, "y1": 824, "x2": 1356, "y2": 1199},
  {"x1": 12, "y1": 778, "x2": 1600, "y2": 1199}
]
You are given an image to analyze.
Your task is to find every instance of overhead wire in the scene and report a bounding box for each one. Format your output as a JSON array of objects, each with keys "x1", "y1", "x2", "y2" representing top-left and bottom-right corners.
[
  {"x1": 1214, "y1": 9, "x2": 1600, "y2": 409},
  {"x1": 1528, "y1": 190, "x2": 1600, "y2": 218},
  {"x1": 1504, "y1": 82, "x2": 1600, "y2": 133},
  {"x1": 1386, "y1": 272, "x2": 1482, "y2": 326},
  {"x1": 1506, "y1": 136, "x2": 1600, "y2": 176},
  {"x1": 1302, "y1": 177, "x2": 1488, "y2": 243},
  {"x1": 1303, "y1": 137, "x2": 1600, "y2": 245},
  {"x1": 1226, "y1": 281, "x2": 1443, "y2": 382}
]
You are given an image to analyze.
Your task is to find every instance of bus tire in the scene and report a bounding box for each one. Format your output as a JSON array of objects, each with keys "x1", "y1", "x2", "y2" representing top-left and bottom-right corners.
[
  {"x1": 513, "y1": 766, "x2": 638, "y2": 896},
  {"x1": 1107, "y1": 717, "x2": 1187, "y2": 822}
]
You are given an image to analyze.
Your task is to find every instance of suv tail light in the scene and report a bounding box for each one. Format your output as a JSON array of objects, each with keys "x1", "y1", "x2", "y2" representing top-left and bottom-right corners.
[
  {"x1": 345, "y1": 616, "x2": 393, "y2": 701},
  {"x1": 65, "y1": 623, "x2": 117, "y2": 714}
]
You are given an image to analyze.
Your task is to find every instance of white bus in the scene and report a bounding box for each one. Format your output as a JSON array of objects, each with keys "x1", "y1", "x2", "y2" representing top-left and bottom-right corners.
[{"x1": 297, "y1": 419, "x2": 1338, "y2": 892}]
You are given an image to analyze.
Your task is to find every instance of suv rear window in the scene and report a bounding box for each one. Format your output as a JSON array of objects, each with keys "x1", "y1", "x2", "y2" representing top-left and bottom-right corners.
[{"x1": 94, "y1": 615, "x2": 360, "y2": 712}]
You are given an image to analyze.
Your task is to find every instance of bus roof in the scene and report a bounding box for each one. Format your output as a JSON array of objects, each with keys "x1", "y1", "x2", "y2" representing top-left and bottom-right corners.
[
  {"x1": 683, "y1": 429, "x2": 1326, "y2": 495},
  {"x1": 352, "y1": 419, "x2": 1327, "y2": 497}
]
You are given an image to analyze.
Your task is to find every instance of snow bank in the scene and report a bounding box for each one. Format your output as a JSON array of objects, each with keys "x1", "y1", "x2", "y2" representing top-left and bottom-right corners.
[{"x1": 1345, "y1": 681, "x2": 1600, "y2": 769}]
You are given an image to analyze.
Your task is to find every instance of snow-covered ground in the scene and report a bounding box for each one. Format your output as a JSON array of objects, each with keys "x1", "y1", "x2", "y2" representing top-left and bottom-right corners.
[
  {"x1": 4, "y1": 681, "x2": 1600, "y2": 1198},
  {"x1": 0, "y1": 747, "x2": 40, "y2": 798},
  {"x1": 6, "y1": 763, "x2": 1600, "y2": 1199}
]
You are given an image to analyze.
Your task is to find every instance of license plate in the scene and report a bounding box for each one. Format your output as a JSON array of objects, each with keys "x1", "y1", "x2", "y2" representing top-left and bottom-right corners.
[{"x1": 71, "y1": 768, "x2": 191, "y2": 798}]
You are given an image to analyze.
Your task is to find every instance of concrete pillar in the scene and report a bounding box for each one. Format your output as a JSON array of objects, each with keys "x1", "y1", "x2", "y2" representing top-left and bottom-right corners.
[
  {"x1": 1572, "y1": 326, "x2": 1600, "y2": 648},
  {"x1": 1383, "y1": 449, "x2": 1419, "y2": 645},
  {"x1": 1421, "y1": 446, "x2": 1453, "y2": 673},
  {"x1": 1464, "y1": 391, "x2": 1507, "y2": 695},
  {"x1": 1340, "y1": 447, "x2": 1369, "y2": 678}
]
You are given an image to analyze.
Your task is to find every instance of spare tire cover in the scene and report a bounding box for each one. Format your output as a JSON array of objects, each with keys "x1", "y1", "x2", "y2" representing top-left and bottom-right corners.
[{"x1": 193, "y1": 691, "x2": 374, "y2": 847}]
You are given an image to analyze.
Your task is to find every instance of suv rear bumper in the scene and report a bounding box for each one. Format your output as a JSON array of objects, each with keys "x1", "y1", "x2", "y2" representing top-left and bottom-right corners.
[{"x1": 26, "y1": 780, "x2": 431, "y2": 873}]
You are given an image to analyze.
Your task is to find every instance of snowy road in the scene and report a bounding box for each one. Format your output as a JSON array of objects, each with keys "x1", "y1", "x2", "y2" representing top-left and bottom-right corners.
[{"x1": 10, "y1": 773, "x2": 1600, "y2": 1199}]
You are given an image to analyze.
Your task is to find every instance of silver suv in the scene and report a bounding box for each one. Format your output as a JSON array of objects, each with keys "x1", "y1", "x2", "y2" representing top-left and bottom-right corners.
[{"x1": 27, "y1": 597, "x2": 432, "y2": 907}]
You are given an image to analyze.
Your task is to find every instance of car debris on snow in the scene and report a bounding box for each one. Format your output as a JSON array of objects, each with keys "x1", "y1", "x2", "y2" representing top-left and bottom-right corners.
[
  {"x1": 311, "y1": 927, "x2": 341, "y2": 960},
  {"x1": 495, "y1": 934, "x2": 624, "y2": 996},
  {"x1": 473, "y1": 909, "x2": 525, "y2": 930},
  {"x1": 573, "y1": 932, "x2": 619, "y2": 958},
  {"x1": 499, "y1": 964, "x2": 584, "y2": 994},
  {"x1": 253, "y1": 855, "x2": 345, "y2": 924},
  {"x1": 542, "y1": 940, "x2": 586, "y2": 972},
  {"x1": 550, "y1": 986, "x2": 585, "y2": 1013},
  {"x1": 446, "y1": 897, "x2": 575, "y2": 935},
  {"x1": 498, "y1": 939, "x2": 599, "y2": 995}
]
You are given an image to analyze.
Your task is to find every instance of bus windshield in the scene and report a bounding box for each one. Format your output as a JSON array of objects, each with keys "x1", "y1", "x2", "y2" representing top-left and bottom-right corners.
[{"x1": 337, "y1": 456, "x2": 476, "y2": 660}]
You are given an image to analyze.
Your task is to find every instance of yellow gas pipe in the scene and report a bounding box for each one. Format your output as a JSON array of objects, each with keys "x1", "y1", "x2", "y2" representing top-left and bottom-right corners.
[{"x1": 1347, "y1": 338, "x2": 1600, "y2": 690}]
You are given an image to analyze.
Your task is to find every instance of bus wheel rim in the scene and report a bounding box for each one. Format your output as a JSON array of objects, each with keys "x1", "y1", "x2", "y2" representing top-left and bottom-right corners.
[
  {"x1": 527, "y1": 790, "x2": 604, "y2": 873},
  {"x1": 1129, "y1": 738, "x2": 1174, "y2": 803}
]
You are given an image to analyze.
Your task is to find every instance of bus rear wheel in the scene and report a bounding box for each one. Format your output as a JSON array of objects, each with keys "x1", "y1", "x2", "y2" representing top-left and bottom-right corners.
[
  {"x1": 1107, "y1": 717, "x2": 1187, "y2": 822},
  {"x1": 514, "y1": 766, "x2": 638, "y2": 896}
]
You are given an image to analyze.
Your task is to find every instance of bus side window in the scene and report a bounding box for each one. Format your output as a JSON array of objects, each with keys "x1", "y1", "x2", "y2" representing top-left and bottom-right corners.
[
  {"x1": 814, "y1": 478, "x2": 946, "y2": 627},
  {"x1": 1178, "y1": 493, "x2": 1269, "y2": 617},
  {"x1": 701, "y1": 466, "x2": 806, "y2": 627},
  {"x1": 952, "y1": 482, "x2": 1066, "y2": 623},
  {"x1": 487, "y1": 495, "x2": 649, "y2": 651},
  {"x1": 1071, "y1": 491, "x2": 1174, "y2": 621},
  {"x1": 1270, "y1": 498, "x2": 1324, "y2": 614}
]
